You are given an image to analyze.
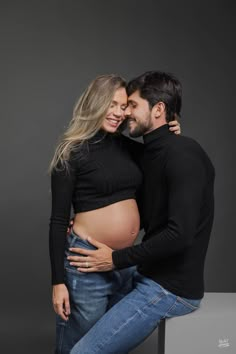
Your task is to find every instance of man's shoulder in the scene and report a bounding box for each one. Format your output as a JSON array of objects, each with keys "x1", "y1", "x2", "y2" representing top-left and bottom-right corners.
[
  {"x1": 165, "y1": 135, "x2": 214, "y2": 174},
  {"x1": 166, "y1": 134, "x2": 203, "y2": 155}
]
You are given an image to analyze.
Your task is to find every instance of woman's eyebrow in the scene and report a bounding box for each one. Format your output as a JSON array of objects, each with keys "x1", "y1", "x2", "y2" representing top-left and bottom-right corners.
[{"x1": 111, "y1": 100, "x2": 127, "y2": 106}]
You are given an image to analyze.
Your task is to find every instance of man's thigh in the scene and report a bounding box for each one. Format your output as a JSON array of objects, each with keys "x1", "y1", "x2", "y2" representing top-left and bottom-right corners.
[{"x1": 70, "y1": 272, "x2": 177, "y2": 354}]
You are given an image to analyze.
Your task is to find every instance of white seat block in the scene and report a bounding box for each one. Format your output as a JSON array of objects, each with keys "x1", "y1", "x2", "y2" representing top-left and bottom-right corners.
[
  {"x1": 131, "y1": 293, "x2": 236, "y2": 354},
  {"x1": 164, "y1": 293, "x2": 236, "y2": 354}
]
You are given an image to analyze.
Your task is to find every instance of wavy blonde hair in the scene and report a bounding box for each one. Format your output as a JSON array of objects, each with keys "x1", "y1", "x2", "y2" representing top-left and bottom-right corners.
[{"x1": 49, "y1": 74, "x2": 126, "y2": 173}]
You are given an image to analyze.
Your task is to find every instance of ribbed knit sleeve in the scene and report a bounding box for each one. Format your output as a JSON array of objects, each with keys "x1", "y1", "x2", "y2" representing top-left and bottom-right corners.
[{"x1": 49, "y1": 160, "x2": 76, "y2": 284}]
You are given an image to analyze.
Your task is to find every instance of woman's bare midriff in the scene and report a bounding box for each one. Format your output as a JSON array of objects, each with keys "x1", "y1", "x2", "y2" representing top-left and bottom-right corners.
[{"x1": 72, "y1": 199, "x2": 140, "y2": 250}]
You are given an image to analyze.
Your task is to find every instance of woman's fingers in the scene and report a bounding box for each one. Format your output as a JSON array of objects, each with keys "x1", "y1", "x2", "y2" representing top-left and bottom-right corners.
[
  {"x1": 169, "y1": 120, "x2": 181, "y2": 134},
  {"x1": 54, "y1": 301, "x2": 68, "y2": 321},
  {"x1": 64, "y1": 298, "x2": 71, "y2": 316},
  {"x1": 52, "y1": 284, "x2": 70, "y2": 321},
  {"x1": 170, "y1": 126, "x2": 180, "y2": 132},
  {"x1": 169, "y1": 119, "x2": 179, "y2": 126}
]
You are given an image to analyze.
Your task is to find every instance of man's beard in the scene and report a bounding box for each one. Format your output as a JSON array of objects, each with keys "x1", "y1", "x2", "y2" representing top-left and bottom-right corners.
[{"x1": 128, "y1": 118, "x2": 152, "y2": 138}]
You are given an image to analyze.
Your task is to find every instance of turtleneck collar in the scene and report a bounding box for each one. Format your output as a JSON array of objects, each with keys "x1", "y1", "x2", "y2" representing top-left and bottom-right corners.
[
  {"x1": 143, "y1": 124, "x2": 171, "y2": 145},
  {"x1": 88, "y1": 129, "x2": 110, "y2": 143}
]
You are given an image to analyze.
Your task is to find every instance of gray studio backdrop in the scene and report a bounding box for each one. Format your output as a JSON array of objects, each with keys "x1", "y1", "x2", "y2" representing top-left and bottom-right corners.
[{"x1": 0, "y1": 1, "x2": 235, "y2": 353}]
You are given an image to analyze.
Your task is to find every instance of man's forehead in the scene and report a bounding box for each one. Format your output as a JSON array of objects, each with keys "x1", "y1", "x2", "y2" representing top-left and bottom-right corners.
[{"x1": 128, "y1": 90, "x2": 141, "y2": 101}]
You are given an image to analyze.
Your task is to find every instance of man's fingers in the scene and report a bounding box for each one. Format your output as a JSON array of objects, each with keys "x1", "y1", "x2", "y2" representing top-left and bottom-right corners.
[
  {"x1": 69, "y1": 247, "x2": 95, "y2": 256},
  {"x1": 68, "y1": 255, "x2": 92, "y2": 262},
  {"x1": 70, "y1": 261, "x2": 92, "y2": 268},
  {"x1": 87, "y1": 236, "x2": 103, "y2": 248},
  {"x1": 77, "y1": 267, "x2": 97, "y2": 273}
]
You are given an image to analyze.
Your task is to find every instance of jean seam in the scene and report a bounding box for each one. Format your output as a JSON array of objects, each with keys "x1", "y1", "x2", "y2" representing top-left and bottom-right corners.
[
  {"x1": 93, "y1": 292, "x2": 165, "y2": 353},
  {"x1": 95, "y1": 312, "x2": 140, "y2": 353},
  {"x1": 150, "y1": 292, "x2": 166, "y2": 305},
  {"x1": 67, "y1": 234, "x2": 78, "y2": 248},
  {"x1": 163, "y1": 298, "x2": 179, "y2": 318},
  {"x1": 177, "y1": 296, "x2": 200, "y2": 310},
  {"x1": 57, "y1": 320, "x2": 65, "y2": 354},
  {"x1": 156, "y1": 283, "x2": 170, "y2": 296}
]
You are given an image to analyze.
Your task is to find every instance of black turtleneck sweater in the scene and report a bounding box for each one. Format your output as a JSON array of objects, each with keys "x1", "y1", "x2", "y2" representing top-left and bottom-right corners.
[{"x1": 112, "y1": 125, "x2": 215, "y2": 299}]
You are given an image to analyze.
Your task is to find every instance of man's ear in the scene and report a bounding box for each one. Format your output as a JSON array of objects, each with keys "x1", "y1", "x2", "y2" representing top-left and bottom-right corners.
[{"x1": 152, "y1": 101, "x2": 166, "y2": 119}]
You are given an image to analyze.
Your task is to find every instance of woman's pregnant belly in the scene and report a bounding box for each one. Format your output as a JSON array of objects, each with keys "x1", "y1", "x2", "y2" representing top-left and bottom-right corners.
[{"x1": 73, "y1": 199, "x2": 140, "y2": 249}]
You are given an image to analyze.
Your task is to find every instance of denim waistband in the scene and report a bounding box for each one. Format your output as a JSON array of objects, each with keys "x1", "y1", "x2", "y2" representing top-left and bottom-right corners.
[{"x1": 67, "y1": 228, "x2": 97, "y2": 250}]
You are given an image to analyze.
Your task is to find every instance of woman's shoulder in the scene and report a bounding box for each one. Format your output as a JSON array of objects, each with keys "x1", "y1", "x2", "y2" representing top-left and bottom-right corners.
[{"x1": 113, "y1": 133, "x2": 144, "y2": 161}]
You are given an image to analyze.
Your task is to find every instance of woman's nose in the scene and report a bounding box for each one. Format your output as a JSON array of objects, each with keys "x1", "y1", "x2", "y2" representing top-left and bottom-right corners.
[
  {"x1": 114, "y1": 106, "x2": 122, "y2": 117},
  {"x1": 125, "y1": 106, "x2": 131, "y2": 116}
]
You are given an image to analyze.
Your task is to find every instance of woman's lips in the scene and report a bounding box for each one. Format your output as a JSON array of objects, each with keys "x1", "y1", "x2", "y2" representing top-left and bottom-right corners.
[{"x1": 106, "y1": 118, "x2": 121, "y2": 127}]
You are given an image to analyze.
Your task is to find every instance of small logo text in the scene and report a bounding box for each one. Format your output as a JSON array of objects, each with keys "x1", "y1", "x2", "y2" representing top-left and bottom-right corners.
[{"x1": 218, "y1": 338, "x2": 230, "y2": 348}]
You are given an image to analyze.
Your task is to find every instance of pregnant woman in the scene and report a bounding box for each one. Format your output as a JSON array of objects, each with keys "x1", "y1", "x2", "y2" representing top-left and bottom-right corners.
[{"x1": 49, "y1": 74, "x2": 180, "y2": 354}]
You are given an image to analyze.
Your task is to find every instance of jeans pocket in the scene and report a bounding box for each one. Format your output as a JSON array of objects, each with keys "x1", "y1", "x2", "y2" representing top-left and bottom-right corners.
[
  {"x1": 64, "y1": 247, "x2": 87, "y2": 276},
  {"x1": 165, "y1": 296, "x2": 201, "y2": 318},
  {"x1": 177, "y1": 297, "x2": 201, "y2": 311},
  {"x1": 64, "y1": 252, "x2": 87, "y2": 276}
]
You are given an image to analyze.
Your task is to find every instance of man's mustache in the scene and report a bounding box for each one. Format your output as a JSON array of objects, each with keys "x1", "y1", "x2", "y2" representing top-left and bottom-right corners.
[{"x1": 118, "y1": 117, "x2": 136, "y2": 132}]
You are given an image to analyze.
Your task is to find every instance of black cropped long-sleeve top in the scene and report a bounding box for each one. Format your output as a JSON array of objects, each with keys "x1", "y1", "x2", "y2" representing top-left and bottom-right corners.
[{"x1": 49, "y1": 131, "x2": 143, "y2": 285}]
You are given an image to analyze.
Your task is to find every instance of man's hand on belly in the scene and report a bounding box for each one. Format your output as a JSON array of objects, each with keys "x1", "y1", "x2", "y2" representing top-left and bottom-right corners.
[{"x1": 67, "y1": 237, "x2": 114, "y2": 272}]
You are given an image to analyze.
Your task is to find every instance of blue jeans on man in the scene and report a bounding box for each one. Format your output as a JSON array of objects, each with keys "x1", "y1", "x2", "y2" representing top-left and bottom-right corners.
[{"x1": 70, "y1": 269, "x2": 201, "y2": 354}]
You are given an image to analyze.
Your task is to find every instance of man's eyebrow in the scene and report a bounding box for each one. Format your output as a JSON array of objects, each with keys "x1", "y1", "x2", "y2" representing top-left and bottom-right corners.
[{"x1": 128, "y1": 99, "x2": 137, "y2": 104}]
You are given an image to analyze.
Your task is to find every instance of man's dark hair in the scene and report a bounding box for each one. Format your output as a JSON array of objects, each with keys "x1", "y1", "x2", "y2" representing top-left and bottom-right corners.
[{"x1": 127, "y1": 71, "x2": 182, "y2": 122}]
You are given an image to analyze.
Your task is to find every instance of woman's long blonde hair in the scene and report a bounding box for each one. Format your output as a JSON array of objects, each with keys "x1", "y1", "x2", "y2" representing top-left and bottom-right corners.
[{"x1": 49, "y1": 74, "x2": 126, "y2": 173}]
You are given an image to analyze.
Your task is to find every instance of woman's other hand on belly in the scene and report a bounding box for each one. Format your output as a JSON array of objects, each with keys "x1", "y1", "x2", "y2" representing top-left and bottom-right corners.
[{"x1": 67, "y1": 237, "x2": 114, "y2": 272}]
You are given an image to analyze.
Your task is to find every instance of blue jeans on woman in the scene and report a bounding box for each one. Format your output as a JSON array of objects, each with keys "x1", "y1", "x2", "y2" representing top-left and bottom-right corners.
[
  {"x1": 55, "y1": 230, "x2": 135, "y2": 354},
  {"x1": 70, "y1": 271, "x2": 201, "y2": 354}
]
